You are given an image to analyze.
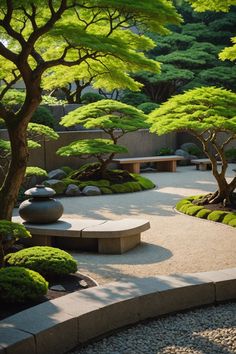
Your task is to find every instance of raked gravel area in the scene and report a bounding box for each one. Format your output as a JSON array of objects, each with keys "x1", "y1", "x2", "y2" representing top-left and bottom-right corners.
[
  {"x1": 57, "y1": 164, "x2": 236, "y2": 285},
  {"x1": 70, "y1": 302, "x2": 236, "y2": 354}
]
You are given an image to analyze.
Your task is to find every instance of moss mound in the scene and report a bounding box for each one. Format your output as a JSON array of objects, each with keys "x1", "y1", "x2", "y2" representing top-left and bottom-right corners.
[
  {"x1": 222, "y1": 212, "x2": 236, "y2": 225},
  {"x1": 176, "y1": 196, "x2": 236, "y2": 227},
  {"x1": 5, "y1": 246, "x2": 78, "y2": 278},
  {"x1": 196, "y1": 209, "x2": 212, "y2": 219},
  {"x1": 132, "y1": 174, "x2": 155, "y2": 189},
  {"x1": 207, "y1": 211, "x2": 228, "y2": 222},
  {"x1": 0, "y1": 267, "x2": 48, "y2": 303},
  {"x1": 100, "y1": 187, "x2": 113, "y2": 194},
  {"x1": 79, "y1": 179, "x2": 111, "y2": 189},
  {"x1": 185, "y1": 205, "x2": 204, "y2": 216},
  {"x1": 111, "y1": 181, "x2": 142, "y2": 193},
  {"x1": 228, "y1": 218, "x2": 236, "y2": 227}
]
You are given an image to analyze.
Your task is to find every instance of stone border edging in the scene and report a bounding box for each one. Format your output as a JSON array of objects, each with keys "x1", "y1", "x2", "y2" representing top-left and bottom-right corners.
[{"x1": 1, "y1": 268, "x2": 236, "y2": 354}]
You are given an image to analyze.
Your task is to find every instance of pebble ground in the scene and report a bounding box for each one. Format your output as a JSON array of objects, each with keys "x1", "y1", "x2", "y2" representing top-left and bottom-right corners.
[{"x1": 70, "y1": 302, "x2": 236, "y2": 354}]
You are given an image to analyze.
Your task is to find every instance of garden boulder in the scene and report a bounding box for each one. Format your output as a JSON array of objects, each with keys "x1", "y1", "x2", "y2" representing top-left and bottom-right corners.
[
  {"x1": 65, "y1": 184, "x2": 82, "y2": 196},
  {"x1": 43, "y1": 179, "x2": 67, "y2": 195},
  {"x1": 47, "y1": 168, "x2": 67, "y2": 180},
  {"x1": 82, "y1": 186, "x2": 101, "y2": 196}
]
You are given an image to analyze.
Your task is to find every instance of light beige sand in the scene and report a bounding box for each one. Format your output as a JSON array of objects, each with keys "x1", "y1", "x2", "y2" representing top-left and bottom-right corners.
[{"x1": 44, "y1": 165, "x2": 236, "y2": 284}]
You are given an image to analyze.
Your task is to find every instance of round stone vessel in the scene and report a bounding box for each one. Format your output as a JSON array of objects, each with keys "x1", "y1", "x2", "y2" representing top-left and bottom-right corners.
[{"x1": 19, "y1": 185, "x2": 64, "y2": 224}]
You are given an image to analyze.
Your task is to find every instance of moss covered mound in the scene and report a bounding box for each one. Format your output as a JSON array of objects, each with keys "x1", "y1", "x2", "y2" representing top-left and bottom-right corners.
[
  {"x1": 0, "y1": 267, "x2": 48, "y2": 303},
  {"x1": 5, "y1": 246, "x2": 78, "y2": 278},
  {"x1": 176, "y1": 196, "x2": 236, "y2": 227}
]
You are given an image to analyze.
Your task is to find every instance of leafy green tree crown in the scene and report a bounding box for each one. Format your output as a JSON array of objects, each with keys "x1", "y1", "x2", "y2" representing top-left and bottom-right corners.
[
  {"x1": 148, "y1": 86, "x2": 236, "y2": 135},
  {"x1": 60, "y1": 99, "x2": 149, "y2": 131},
  {"x1": 187, "y1": 0, "x2": 236, "y2": 12},
  {"x1": 57, "y1": 139, "x2": 127, "y2": 157}
]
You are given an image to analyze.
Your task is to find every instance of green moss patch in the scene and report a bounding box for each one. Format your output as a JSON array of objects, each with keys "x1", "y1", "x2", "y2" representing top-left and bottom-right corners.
[
  {"x1": 176, "y1": 195, "x2": 236, "y2": 228},
  {"x1": 207, "y1": 211, "x2": 228, "y2": 222},
  {"x1": 131, "y1": 174, "x2": 156, "y2": 189},
  {"x1": 222, "y1": 212, "x2": 236, "y2": 225},
  {"x1": 185, "y1": 205, "x2": 204, "y2": 216},
  {"x1": 111, "y1": 181, "x2": 142, "y2": 193},
  {"x1": 196, "y1": 209, "x2": 212, "y2": 219}
]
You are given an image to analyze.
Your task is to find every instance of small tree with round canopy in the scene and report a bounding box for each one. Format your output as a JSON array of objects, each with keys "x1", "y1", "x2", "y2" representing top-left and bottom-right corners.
[
  {"x1": 148, "y1": 86, "x2": 236, "y2": 205},
  {"x1": 57, "y1": 99, "x2": 148, "y2": 179}
]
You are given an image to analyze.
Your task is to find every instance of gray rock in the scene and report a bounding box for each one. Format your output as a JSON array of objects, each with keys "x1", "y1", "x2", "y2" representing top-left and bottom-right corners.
[
  {"x1": 48, "y1": 168, "x2": 67, "y2": 180},
  {"x1": 82, "y1": 186, "x2": 101, "y2": 196},
  {"x1": 43, "y1": 179, "x2": 67, "y2": 194},
  {"x1": 50, "y1": 284, "x2": 66, "y2": 291},
  {"x1": 175, "y1": 149, "x2": 190, "y2": 159},
  {"x1": 65, "y1": 184, "x2": 82, "y2": 196}
]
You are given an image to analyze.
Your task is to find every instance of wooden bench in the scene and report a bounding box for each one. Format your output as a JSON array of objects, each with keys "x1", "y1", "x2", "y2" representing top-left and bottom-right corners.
[
  {"x1": 191, "y1": 158, "x2": 222, "y2": 171},
  {"x1": 113, "y1": 155, "x2": 184, "y2": 174},
  {"x1": 13, "y1": 217, "x2": 150, "y2": 254}
]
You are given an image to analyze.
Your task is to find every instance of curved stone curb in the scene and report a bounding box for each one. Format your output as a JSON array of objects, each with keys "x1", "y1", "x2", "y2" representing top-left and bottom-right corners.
[{"x1": 1, "y1": 268, "x2": 236, "y2": 354}]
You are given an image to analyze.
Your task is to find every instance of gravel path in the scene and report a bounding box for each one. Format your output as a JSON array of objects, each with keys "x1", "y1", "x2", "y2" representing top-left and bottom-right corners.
[
  {"x1": 60, "y1": 165, "x2": 236, "y2": 285},
  {"x1": 70, "y1": 302, "x2": 236, "y2": 354}
]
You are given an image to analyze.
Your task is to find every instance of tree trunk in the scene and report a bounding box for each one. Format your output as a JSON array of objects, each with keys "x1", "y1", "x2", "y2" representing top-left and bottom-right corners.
[{"x1": 0, "y1": 122, "x2": 29, "y2": 220}]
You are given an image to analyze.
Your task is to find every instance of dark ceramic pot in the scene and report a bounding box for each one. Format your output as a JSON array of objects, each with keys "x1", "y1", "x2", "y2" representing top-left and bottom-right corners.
[{"x1": 19, "y1": 185, "x2": 64, "y2": 224}]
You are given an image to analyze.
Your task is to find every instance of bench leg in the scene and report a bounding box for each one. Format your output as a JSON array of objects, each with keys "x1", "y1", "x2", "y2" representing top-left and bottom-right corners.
[
  {"x1": 121, "y1": 163, "x2": 140, "y2": 174},
  {"x1": 154, "y1": 160, "x2": 177, "y2": 172},
  {"x1": 98, "y1": 234, "x2": 141, "y2": 254},
  {"x1": 199, "y1": 164, "x2": 208, "y2": 171},
  {"x1": 22, "y1": 234, "x2": 52, "y2": 246}
]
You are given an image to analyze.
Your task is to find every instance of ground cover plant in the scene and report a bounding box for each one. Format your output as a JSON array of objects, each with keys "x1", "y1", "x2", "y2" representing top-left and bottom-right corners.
[{"x1": 176, "y1": 196, "x2": 236, "y2": 227}]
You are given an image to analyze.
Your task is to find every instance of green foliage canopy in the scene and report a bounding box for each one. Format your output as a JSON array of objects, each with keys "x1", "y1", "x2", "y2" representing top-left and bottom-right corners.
[{"x1": 148, "y1": 87, "x2": 236, "y2": 134}]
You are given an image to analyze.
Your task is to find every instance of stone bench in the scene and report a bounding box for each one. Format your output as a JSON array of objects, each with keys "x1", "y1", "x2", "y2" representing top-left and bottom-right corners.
[
  {"x1": 191, "y1": 158, "x2": 222, "y2": 171},
  {"x1": 113, "y1": 155, "x2": 184, "y2": 174},
  {"x1": 13, "y1": 217, "x2": 150, "y2": 254}
]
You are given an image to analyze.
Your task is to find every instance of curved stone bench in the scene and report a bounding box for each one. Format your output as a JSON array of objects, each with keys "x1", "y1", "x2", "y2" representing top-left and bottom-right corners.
[
  {"x1": 13, "y1": 217, "x2": 150, "y2": 254},
  {"x1": 1, "y1": 268, "x2": 236, "y2": 354}
]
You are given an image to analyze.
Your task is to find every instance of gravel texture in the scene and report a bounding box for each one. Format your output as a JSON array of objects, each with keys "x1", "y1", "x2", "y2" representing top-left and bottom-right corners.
[{"x1": 70, "y1": 303, "x2": 236, "y2": 354}]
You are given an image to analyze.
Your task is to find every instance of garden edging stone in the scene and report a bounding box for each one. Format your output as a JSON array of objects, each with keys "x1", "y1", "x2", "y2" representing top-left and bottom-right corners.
[{"x1": 1, "y1": 268, "x2": 236, "y2": 354}]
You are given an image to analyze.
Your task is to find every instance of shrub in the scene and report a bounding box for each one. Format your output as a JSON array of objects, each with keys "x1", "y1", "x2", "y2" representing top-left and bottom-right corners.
[
  {"x1": 31, "y1": 106, "x2": 55, "y2": 128},
  {"x1": 137, "y1": 102, "x2": 159, "y2": 114},
  {"x1": 25, "y1": 166, "x2": 48, "y2": 178},
  {"x1": 5, "y1": 246, "x2": 78, "y2": 278},
  {"x1": 0, "y1": 267, "x2": 48, "y2": 303},
  {"x1": 81, "y1": 92, "x2": 104, "y2": 104},
  {"x1": 185, "y1": 205, "x2": 204, "y2": 216},
  {"x1": 0, "y1": 221, "x2": 31, "y2": 263},
  {"x1": 120, "y1": 91, "x2": 150, "y2": 106},
  {"x1": 207, "y1": 211, "x2": 228, "y2": 222},
  {"x1": 156, "y1": 147, "x2": 174, "y2": 156},
  {"x1": 196, "y1": 209, "x2": 212, "y2": 219},
  {"x1": 225, "y1": 148, "x2": 236, "y2": 162},
  {"x1": 222, "y1": 212, "x2": 236, "y2": 225}
]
